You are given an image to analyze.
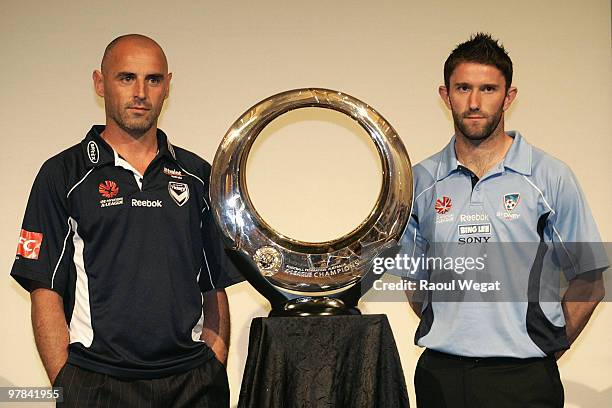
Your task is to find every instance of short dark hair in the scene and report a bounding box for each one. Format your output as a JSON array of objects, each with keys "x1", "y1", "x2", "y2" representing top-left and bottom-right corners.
[{"x1": 444, "y1": 33, "x2": 513, "y2": 90}]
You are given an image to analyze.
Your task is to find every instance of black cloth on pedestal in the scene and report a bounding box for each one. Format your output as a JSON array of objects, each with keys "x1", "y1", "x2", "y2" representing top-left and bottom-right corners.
[{"x1": 239, "y1": 314, "x2": 410, "y2": 408}]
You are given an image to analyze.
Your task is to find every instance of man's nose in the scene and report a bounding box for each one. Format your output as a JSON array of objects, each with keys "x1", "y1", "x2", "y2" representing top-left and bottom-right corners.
[
  {"x1": 134, "y1": 79, "x2": 147, "y2": 100},
  {"x1": 468, "y1": 90, "x2": 481, "y2": 111}
]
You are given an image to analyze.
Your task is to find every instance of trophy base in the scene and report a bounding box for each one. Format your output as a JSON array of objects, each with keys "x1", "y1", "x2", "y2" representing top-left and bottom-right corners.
[{"x1": 269, "y1": 297, "x2": 361, "y2": 317}]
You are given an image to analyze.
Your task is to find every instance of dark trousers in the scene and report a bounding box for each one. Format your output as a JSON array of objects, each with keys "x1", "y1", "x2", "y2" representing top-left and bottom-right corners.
[
  {"x1": 54, "y1": 358, "x2": 229, "y2": 408},
  {"x1": 415, "y1": 349, "x2": 564, "y2": 408}
]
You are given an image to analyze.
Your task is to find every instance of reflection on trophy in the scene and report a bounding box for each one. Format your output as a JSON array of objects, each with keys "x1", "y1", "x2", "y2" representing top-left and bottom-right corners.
[{"x1": 210, "y1": 88, "x2": 412, "y2": 316}]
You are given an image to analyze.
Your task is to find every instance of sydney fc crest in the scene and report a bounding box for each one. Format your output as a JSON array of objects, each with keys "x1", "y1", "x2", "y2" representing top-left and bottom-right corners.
[
  {"x1": 503, "y1": 193, "x2": 520, "y2": 212},
  {"x1": 168, "y1": 182, "x2": 190, "y2": 206}
]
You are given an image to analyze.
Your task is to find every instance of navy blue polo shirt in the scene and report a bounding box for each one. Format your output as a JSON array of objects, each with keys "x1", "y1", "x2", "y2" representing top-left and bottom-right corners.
[
  {"x1": 390, "y1": 131, "x2": 608, "y2": 358},
  {"x1": 11, "y1": 125, "x2": 243, "y2": 378}
]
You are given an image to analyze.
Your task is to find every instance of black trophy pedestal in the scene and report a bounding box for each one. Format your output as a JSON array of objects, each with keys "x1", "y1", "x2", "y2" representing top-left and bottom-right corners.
[{"x1": 238, "y1": 314, "x2": 410, "y2": 408}]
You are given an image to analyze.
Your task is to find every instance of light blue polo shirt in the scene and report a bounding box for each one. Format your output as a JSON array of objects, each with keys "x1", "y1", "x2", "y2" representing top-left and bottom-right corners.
[{"x1": 391, "y1": 131, "x2": 609, "y2": 358}]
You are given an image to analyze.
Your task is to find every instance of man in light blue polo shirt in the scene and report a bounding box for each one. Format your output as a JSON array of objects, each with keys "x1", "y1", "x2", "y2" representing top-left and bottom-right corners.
[{"x1": 392, "y1": 33, "x2": 608, "y2": 407}]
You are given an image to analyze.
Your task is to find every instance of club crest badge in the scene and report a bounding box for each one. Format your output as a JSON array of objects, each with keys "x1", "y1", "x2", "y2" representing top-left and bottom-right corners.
[
  {"x1": 168, "y1": 181, "x2": 189, "y2": 206},
  {"x1": 503, "y1": 193, "x2": 520, "y2": 212}
]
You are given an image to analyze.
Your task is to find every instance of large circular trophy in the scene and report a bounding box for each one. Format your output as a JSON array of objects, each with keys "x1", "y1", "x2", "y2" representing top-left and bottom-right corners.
[{"x1": 210, "y1": 88, "x2": 412, "y2": 316}]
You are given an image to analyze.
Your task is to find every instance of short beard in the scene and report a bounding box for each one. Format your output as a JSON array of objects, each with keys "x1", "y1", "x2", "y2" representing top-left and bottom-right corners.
[
  {"x1": 452, "y1": 105, "x2": 503, "y2": 143},
  {"x1": 116, "y1": 116, "x2": 154, "y2": 138},
  {"x1": 108, "y1": 106, "x2": 158, "y2": 139}
]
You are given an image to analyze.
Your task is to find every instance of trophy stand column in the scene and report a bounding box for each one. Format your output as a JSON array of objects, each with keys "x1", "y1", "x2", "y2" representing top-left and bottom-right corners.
[{"x1": 238, "y1": 314, "x2": 410, "y2": 408}]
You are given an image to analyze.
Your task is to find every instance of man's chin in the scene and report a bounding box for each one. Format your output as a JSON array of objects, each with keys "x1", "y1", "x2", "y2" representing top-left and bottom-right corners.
[
  {"x1": 463, "y1": 132, "x2": 491, "y2": 141},
  {"x1": 119, "y1": 121, "x2": 155, "y2": 136},
  {"x1": 457, "y1": 126, "x2": 491, "y2": 142},
  {"x1": 456, "y1": 120, "x2": 498, "y2": 142}
]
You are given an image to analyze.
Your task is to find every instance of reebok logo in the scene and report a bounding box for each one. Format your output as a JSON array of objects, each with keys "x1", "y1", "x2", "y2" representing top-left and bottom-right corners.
[{"x1": 132, "y1": 199, "x2": 163, "y2": 208}]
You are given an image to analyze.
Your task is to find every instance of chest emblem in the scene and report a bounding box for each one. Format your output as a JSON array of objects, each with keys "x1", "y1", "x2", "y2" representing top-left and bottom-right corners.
[
  {"x1": 99, "y1": 180, "x2": 119, "y2": 198},
  {"x1": 168, "y1": 181, "x2": 190, "y2": 206},
  {"x1": 435, "y1": 196, "x2": 453, "y2": 214},
  {"x1": 98, "y1": 180, "x2": 123, "y2": 207},
  {"x1": 503, "y1": 193, "x2": 520, "y2": 212}
]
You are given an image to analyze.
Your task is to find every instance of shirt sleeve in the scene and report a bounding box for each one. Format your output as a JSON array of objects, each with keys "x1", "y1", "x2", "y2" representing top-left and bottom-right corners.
[
  {"x1": 10, "y1": 159, "x2": 73, "y2": 296},
  {"x1": 545, "y1": 167, "x2": 609, "y2": 280}
]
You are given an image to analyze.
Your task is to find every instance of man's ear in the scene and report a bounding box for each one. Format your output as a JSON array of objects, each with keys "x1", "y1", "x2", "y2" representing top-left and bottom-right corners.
[
  {"x1": 503, "y1": 86, "x2": 517, "y2": 111},
  {"x1": 165, "y1": 72, "x2": 172, "y2": 99},
  {"x1": 93, "y1": 70, "x2": 104, "y2": 98},
  {"x1": 438, "y1": 85, "x2": 451, "y2": 110}
]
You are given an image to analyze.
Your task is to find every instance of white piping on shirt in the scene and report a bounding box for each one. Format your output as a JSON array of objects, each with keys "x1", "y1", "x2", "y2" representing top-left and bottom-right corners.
[
  {"x1": 522, "y1": 175, "x2": 578, "y2": 276},
  {"x1": 177, "y1": 164, "x2": 215, "y2": 289},
  {"x1": 52, "y1": 168, "x2": 95, "y2": 288}
]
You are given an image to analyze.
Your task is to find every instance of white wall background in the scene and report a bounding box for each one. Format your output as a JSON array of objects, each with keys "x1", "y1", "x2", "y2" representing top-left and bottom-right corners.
[{"x1": 0, "y1": 1, "x2": 610, "y2": 407}]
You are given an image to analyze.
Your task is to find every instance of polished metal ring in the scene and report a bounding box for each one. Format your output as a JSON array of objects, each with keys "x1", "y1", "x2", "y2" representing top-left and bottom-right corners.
[{"x1": 210, "y1": 88, "x2": 412, "y2": 295}]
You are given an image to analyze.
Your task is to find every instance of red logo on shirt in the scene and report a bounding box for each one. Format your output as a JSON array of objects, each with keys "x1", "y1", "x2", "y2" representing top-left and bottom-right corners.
[
  {"x1": 17, "y1": 229, "x2": 43, "y2": 259},
  {"x1": 435, "y1": 196, "x2": 453, "y2": 214},
  {"x1": 99, "y1": 180, "x2": 119, "y2": 198}
]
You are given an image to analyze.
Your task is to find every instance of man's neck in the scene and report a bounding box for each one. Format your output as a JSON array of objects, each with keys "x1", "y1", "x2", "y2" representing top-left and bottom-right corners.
[
  {"x1": 454, "y1": 128, "x2": 513, "y2": 179},
  {"x1": 101, "y1": 122, "x2": 159, "y2": 176}
]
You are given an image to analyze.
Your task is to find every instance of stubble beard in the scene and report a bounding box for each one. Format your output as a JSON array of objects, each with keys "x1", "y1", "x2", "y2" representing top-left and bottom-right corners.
[
  {"x1": 108, "y1": 103, "x2": 161, "y2": 138},
  {"x1": 452, "y1": 105, "x2": 504, "y2": 143}
]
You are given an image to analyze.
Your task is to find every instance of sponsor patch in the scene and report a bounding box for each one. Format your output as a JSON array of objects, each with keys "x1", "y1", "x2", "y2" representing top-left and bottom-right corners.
[
  {"x1": 459, "y1": 213, "x2": 489, "y2": 222},
  {"x1": 163, "y1": 167, "x2": 184, "y2": 179},
  {"x1": 435, "y1": 196, "x2": 452, "y2": 214},
  {"x1": 459, "y1": 236, "x2": 492, "y2": 244},
  {"x1": 458, "y1": 223, "x2": 491, "y2": 235},
  {"x1": 503, "y1": 193, "x2": 520, "y2": 212},
  {"x1": 132, "y1": 198, "x2": 163, "y2": 208},
  {"x1": 87, "y1": 141, "x2": 100, "y2": 164},
  {"x1": 168, "y1": 182, "x2": 190, "y2": 206},
  {"x1": 17, "y1": 229, "x2": 43, "y2": 259}
]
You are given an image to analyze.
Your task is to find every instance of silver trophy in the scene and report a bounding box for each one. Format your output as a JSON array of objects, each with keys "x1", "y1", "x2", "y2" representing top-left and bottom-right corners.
[{"x1": 210, "y1": 88, "x2": 412, "y2": 315}]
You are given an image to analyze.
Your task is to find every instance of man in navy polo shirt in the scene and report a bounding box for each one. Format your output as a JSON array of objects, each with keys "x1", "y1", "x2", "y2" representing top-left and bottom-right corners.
[
  {"x1": 10, "y1": 34, "x2": 242, "y2": 407},
  {"x1": 392, "y1": 33, "x2": 608, "y2": 407}
]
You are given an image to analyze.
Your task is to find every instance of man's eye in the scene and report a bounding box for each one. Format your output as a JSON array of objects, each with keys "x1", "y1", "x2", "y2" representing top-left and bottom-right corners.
[
  {"x1": 120, "y1": 76, "x2": 134, "y2": 83},
  {"x1": 458, "y1": 86, "x2": 469, "y2": 92},
  {"x1": 148, "y1": 77, "x2": 161, "y2": 85},
  {"x1": 484, "y1": 86, "x2": 495, "y2": 92}
]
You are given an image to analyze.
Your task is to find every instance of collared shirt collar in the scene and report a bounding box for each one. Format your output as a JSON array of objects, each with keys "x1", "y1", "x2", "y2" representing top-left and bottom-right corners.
[
  {"x1": 435, "y1": 130, "x2": 532, "y2": 181},
  {"x1": 81, "y1": 125, "x2": 178, "y2": 168},
  {"x1": 502, "y1": 131, "x2": 532, "y2": 176}
]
